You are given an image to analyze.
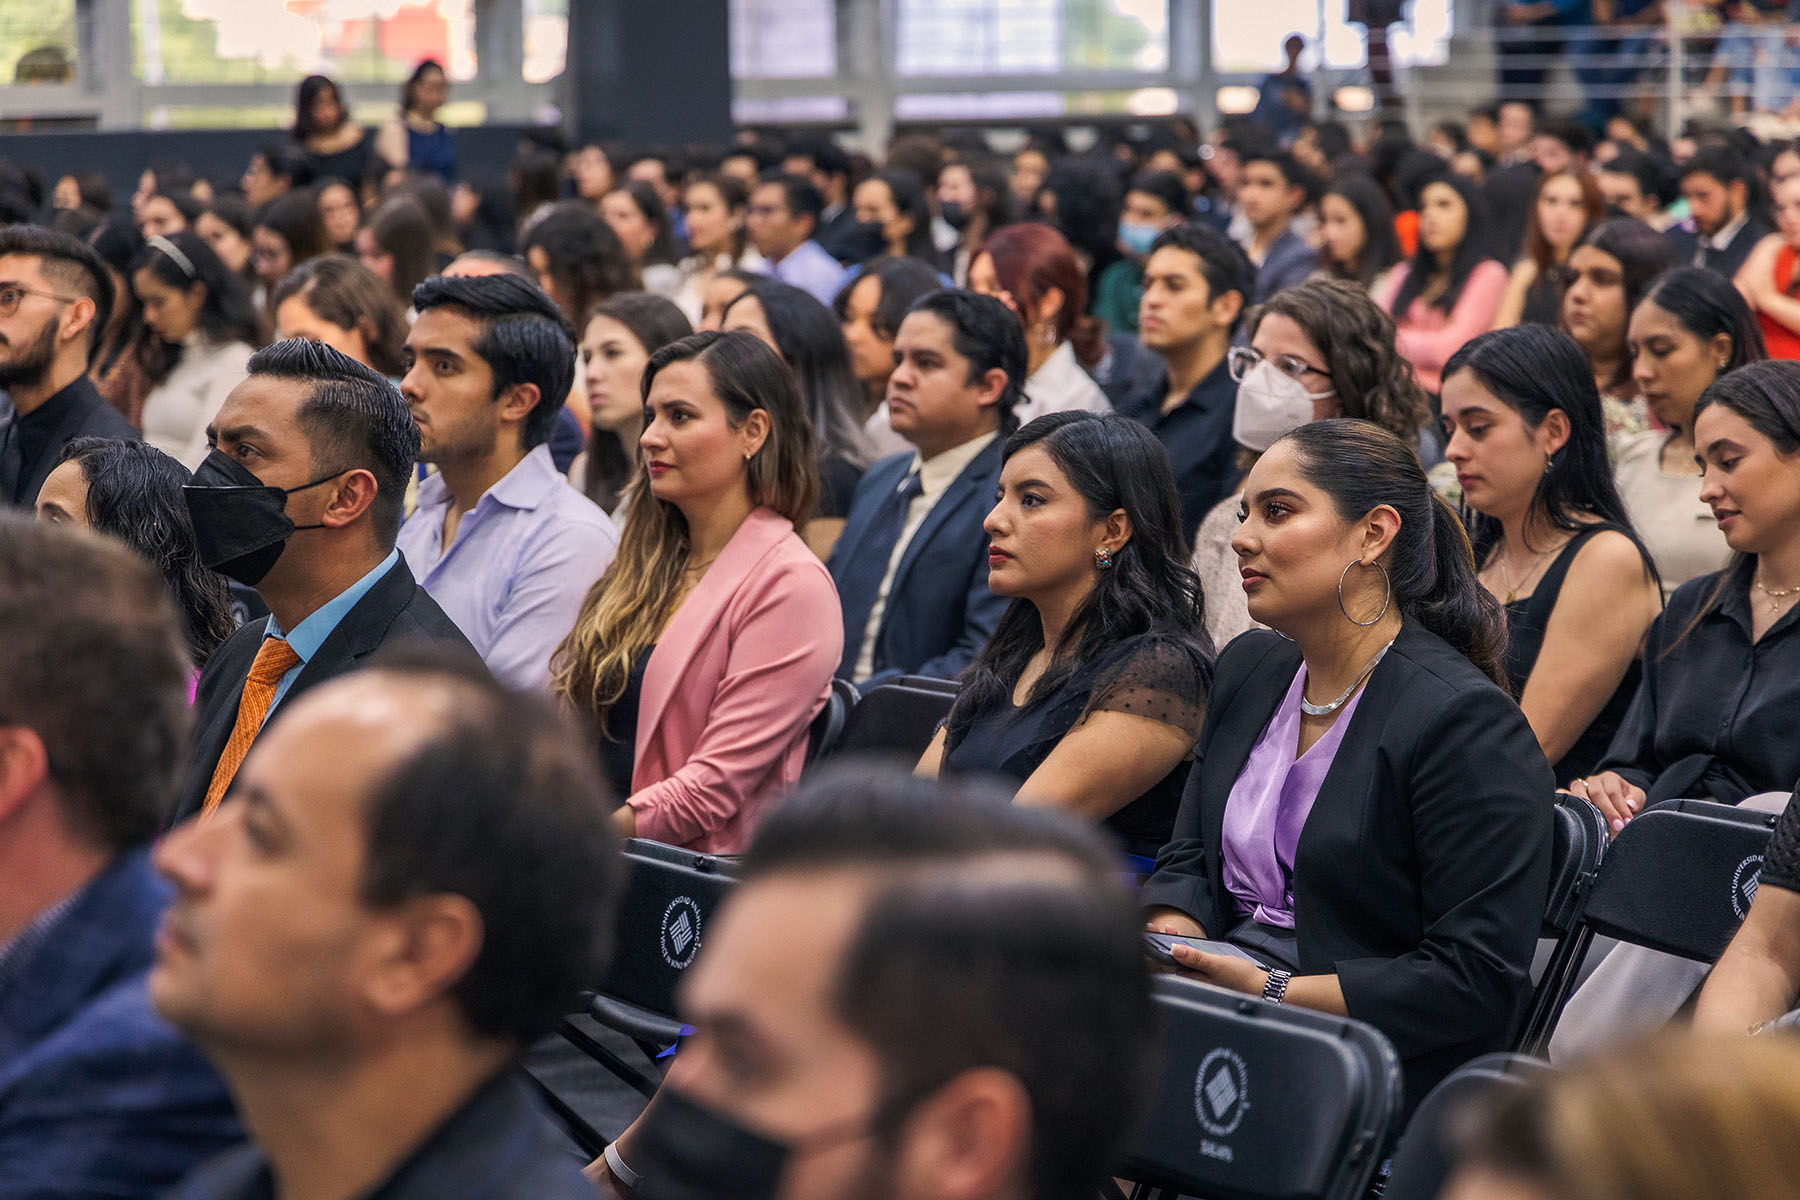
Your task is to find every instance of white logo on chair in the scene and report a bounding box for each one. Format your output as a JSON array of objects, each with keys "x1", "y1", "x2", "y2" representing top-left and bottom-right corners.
[
  {"x1": 1732, "y1": 855, "x2": 1764, "y2": 921},
  {"x1": 1193, "y1": 1047, "x2": 1250, "y2": 1138},
  {"x1": 660, "y1": 896, "x2": 703, "y2": 969}
]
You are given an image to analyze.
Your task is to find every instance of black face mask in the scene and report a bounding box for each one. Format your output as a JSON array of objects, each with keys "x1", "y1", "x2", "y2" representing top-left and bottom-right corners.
[
  {"x1": 632, "y1": 1088, "x2": 880, "y2": 1200},
  {"x1": 182, "y1": 450, "x2": 344, "y2": 587},
  {"x1": 842, "y1": 221, "x2": 889, "y2": 265},
  {"x1": 939, "y1": 200, "x2": 972, "y2": 231}
]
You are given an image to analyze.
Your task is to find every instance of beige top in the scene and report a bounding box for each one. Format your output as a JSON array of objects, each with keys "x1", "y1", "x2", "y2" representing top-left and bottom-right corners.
[
  {"x1": 1192, "y1": 489, "x2": 1261, "y2": 650},
  {"x1": 1613, "y1": 429, "x2": 1731, "y2": 599},
  {"x1": 140, "y1": 336, "x2": 256, "y2": 469}
]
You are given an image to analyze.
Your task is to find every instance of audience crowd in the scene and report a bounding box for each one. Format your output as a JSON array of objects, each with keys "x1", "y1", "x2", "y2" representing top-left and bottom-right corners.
[{"x1": 6, "y1": 50, "x2": 1800, "y2": 1199}]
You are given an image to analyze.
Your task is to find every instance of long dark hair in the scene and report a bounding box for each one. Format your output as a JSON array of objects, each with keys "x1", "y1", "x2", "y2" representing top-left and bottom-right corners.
[
  {"x1": 868, "y1": 168, "x2": 937, "y2": 262},
  {"x1": 1636, "y1": 266, "x2": 1766, "y2": 380},
  {"x1": 1571, "y1": 217, "x2": 1679, "y2": 395},
  {"x1": 364, "y1": 196, "x2": 437, "y2": 305},
  {"x1": 519, "y1": 200, "x2": 640, "y2": 326},
  {"x1": 88, "y1": 219, "x2": 145, "y2": 380},
  {"x1": 1322, "y1": 172, "x2": 1402, "y2": 289},
  {"x1": 611, "y1": 180, "x2": 679, "y2": 267},
  {"x1": 1279, "y1": 418, "x2": 1509, "y2": 686},
  {"x1": 130, "y1": 231, "x2": 265, "y2": 385},
  {"x1": 946, "y1": 412, "x2": 1212, "y2": 745},
  {"x1": 726, "y1": 279, "x2": 873, "y2": 469},
  {"x1": 1444, "y1": 325, "x2": 1644, "y2": 563},
  {"x1": 1392, "y1": 171, "x2": 1495, "y2": 318},
  {"x1": 293, "y1": 75, "x2": 347, "y2": 142},
  {"x1": 581, "y1": 292, "x2": 693, "y2": 512},
  {"x1": 57, "y1": 437, "x2": 237, "y2": 665}
]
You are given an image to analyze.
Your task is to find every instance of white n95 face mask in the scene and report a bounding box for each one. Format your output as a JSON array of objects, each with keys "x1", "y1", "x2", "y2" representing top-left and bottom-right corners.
[{"x1": 1232, "y1": 360, "x2": 1334, "y2": 452}]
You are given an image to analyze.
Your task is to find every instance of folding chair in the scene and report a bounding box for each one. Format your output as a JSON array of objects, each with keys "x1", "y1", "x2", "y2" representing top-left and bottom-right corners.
[
  {"x1": 895, "y1": 674, "x2": 961, "y2": 696},
  {"x1": 1514, "y1": 793, "x2": 1608, "y2": 1053},
  {"x1": 1527, "y1": 799, "x2": 1777, "y2": 1050},
  {"x1": 834, "y1": 680, "x2": 956, "y2": 762},
  {"x1": 806, "y1": 677, "x2": 859, "y2": 764},
  {"x1": 1119, "y1": 975, "x2": 1403, "y2": 1200},
  {"x1": 539, "y1": 839, "x2": 739, "y2": 1154},
  {"x1": 1381, "y1": 1053, "x2": 1547, "y2": 1200}
]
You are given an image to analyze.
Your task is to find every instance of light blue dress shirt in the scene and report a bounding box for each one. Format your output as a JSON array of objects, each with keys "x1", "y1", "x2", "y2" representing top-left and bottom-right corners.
[
  {"x1": 396, "y1": 444, "x2": 619, "y2": 691},
  {"x1": 264, "y1": 548, "x2": 399, "y2": 712},
  {"x1": 763, "y1": 238, "x2": 850, "y2": 307}
]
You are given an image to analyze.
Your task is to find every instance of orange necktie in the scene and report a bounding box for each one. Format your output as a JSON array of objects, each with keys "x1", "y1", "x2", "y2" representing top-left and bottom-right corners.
[{"x1": 202, "y1": 637, "x2": 302, "y2": 816}]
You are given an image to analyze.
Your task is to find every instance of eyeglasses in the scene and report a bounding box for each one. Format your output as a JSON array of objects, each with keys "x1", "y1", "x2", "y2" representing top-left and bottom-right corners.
[
  {"x1": 1228, "y1": 344, "x2": 1331, "y2": 385},
  {"x1": 0, "y1": 284, "x2": 78, "y2": 319}
]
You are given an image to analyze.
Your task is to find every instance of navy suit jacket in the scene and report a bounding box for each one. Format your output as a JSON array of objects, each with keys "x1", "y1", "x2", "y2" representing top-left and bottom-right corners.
[
  {"x1": 172, "y1": 557, "x2": 476, "y2": 824},
  {"x1": 168, "y1": 1070, "x2": 594, "y2": 1200},
  {"x1": 0, "y1": 850, "x2": 241, "y2": 1199},
  {"x1": 1666, "y1": 214, "x2": 1774, "y2": 282},
  {"x1": 829, "y1": 440, "x2": 1008, "y2": 685}
]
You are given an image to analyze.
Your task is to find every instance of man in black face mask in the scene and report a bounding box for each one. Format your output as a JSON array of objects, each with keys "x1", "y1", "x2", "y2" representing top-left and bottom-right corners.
[
  {"x1": 169, "y1": 338, "x2": 474, "y2": 824},
  {"x1": 590, "y1": 768, "x2": 1155, "y2": 1200}
]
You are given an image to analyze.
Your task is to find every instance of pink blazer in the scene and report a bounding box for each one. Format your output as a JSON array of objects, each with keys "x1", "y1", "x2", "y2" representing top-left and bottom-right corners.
[{"x1": 628, "y1": 507, "x2": 843, "y2": 852}]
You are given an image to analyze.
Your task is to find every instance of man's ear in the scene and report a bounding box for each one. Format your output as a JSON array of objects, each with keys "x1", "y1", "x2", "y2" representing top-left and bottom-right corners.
[
  {"x1": 890, "y1": 1067, "x2": 1033, "y2": 1200},
  {"x1": 1210, "y1": 288, "x2": 1245, "y2": 333},
  {"x1": 317, "y1": 469, "x2": 382, "y2": 529},
  {"x1": 58, "y1": 297, "x2": 97, "y2": 349},
  {"x1": 359, "y1": 893, "x2": 485, "y2": 1021},
  {"x1": 971, "y1": 367, "x2": 1010, "y2": 411},
  {"x1": 498, "y1": 382, "x2": 542, "y2": 429},
  {"x1": 0, "y1": 726, "x2": 52, "y2": 827}
]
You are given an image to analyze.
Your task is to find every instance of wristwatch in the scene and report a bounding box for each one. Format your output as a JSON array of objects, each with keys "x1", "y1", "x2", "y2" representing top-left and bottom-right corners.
[{"x1": 1261, "y1": 968, "x2": 1292, "y2": 1004}]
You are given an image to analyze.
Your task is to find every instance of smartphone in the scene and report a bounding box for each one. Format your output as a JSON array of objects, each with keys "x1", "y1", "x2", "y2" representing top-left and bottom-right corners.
[{"x1": 1143, "y1": 932, "x2": 1268, "y2": 970}]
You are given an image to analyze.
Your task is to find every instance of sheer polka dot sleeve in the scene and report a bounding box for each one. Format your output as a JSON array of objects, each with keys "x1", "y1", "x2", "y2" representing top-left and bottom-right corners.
[
  {"x1": 1760, "y1": 796, "x2": 1800, "y2": 895},
  {"x1": 1075, "y1": 638, "x2": 1209, "y2": 742}
]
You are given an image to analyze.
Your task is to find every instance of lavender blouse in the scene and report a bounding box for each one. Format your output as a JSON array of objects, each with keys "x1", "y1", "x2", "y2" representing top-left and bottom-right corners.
[{"x1": 1220, "y1": 664, "x2": 1366, "y2": 929}]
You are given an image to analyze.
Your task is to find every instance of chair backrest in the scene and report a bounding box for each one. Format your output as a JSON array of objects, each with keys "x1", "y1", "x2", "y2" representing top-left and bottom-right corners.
[
  {"x1": 836, "y1": 682, "x2": 956, "y2": 761},
  {"x1": 1381, "y1": 1053, "x2": 1546, "y2": 1200},
  {"x1": 1544, "y1": 793, "x2": 1608, "y2": 935},
  {"x1": 894, "y1": 674, "x2": 961, "y2": 696},
  {"x1": 594, "y1": 839, "x2": 739, "y2": 1018},
  {"x1": 1576, "y1": 800, "x2": 1777, "y2": 961},
  {"x1": 1122, "y1": 976, "x2": 1403, "y2": 1200},
  {"x1": 807, "y1": 677, "x2": 859, "y2": 764}
]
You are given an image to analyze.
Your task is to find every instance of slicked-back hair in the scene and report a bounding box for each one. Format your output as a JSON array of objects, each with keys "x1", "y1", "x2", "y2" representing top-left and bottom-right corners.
[
  {"x1": 741, "y1": 767, "x2": 1155, "y2": 1200},
  {"x1": 0, "y1": 222, "x2": 114, "y2": 357},
  {"x1": 354, "y1": 643, "x2": 622, "y2": 1045},
  {"x1": 0, "y1": 514, "x2": 191, "y2": 851},
  {"x1": 904, "y1": 289, "x2": 1028, "y2": 435},
  {"x1": 245, "y1": 338, "x2": 418, "y2": 544},
  {"x1": 411, "y1": 272, "x2": 577, "y2": 451},
  {"x1": 1147, "y1": 223, "x2": 1256, "y2": 335}
]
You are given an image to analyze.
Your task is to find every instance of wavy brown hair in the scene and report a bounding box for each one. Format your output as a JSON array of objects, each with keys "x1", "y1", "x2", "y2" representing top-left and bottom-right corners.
[{"x1": 551, "y1": 330, "x2": 818, "y2": 729}]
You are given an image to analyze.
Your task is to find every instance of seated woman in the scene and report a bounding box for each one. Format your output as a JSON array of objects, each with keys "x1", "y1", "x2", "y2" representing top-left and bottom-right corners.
[
  {"x1": 1560, "y1": 218, "x2": 1677, "y2": 440},
  {"x1": 35, "y1": 437, "x2": 237, "y2": 667},
  {"x1": 672, "y1": 173, "x2": 761, "y2": 325},
  {"x1": 1373, "y1": 172, "x2": 1508, "y2": 395},
  {"x1": 1733, "y1": 169, "x2": 1800, "y2": 361},
  {"x1": 1318, "y1": 172, "x2": 1402, "y2": 294},
  {"x1": 852, "y1": 168, "x2": 938, "y2": 267},
  {"x1": 916, "y1": 411, "x2": 1213, "y2": 857},
  {"x1": 1574, "y1": 360, "x2": 1800, "y2": 832},
  {"x1": 292, "y1": 74, "x2": 370, "y2": 191},
  {"x1": 834, "y1": 255, "x2": 942, "y2": 451},
  {"x1": 601, "y1": 180, "x2": 683, "y2": 300},
  {"x1": 722, "y1": 279, "x2": 874, "y2": 558},
  {"x1": 968, "y1": 223, "x2": 1112, "y2": 424},
  {"x1": 1142, "y1": 418, "x2": 1553, "y2": 1112},
  {"x1": 1618, "y1": 267, "x2": 1760, "y2": 598},
  {"x1": 269, "y1": 254, "x2": 408, "y2": 379},
  {"x1": 572, "y1": 291, "x2": 694, "y2": 514},
  {"x1": 551, "y1": 330, "x2": 841, "y2": 852},
  {"x1": 250, "y1": 190, "x2": 331, "y2": 311},
  {"x1": 1193, "y1": 277, "x2": 1431, "y2": 648},
  {"x1": 1441, "y1": 326, "x2": 1663, "y2": 786},
  {"x1": 1490, "y1": 166, "x2": 1603, "y2": 331}
]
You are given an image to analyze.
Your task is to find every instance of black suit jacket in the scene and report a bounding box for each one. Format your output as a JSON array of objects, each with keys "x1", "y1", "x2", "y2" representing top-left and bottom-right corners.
[
  {"x1": 2, "y1": 376, "x2": 137, "y2": 507},
  {"x1": 171, "y1": 557, "x2": 476, "y2": 824},
  {"x1": 1140, "y1": 623, "x2": 1553, "y2": 1112},
  {"x1": 1666, "y1": 214, "x2": 1774, "y2": 282}
]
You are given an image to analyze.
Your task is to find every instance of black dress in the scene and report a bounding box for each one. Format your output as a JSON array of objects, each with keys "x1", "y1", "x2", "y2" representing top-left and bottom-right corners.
[
  {"x1": 601, "y1": 645, "x2": 655, "y2": 800},
  {"x1": 1519, "y1": 262, "x2": 1568, "y2": 327},
  {"x1": 941, "y1": 634, "x2": 1211, "y2": 856},
  {"x1": 1500, "y1": 524, "x2": 1657, "y2": 786}
]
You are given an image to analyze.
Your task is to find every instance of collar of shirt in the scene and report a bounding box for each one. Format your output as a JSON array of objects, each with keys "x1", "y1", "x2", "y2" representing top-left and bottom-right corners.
[
  {"x1": 1702, "y1": 209, "x2": 1751, "y2": 253},
  {"x1": 1136, "y1": 355, "x2": 1233, "y2": 427},
  {"x1": 15, "y1": 374, "x2": 89, "y2": 430},
  {"x1": 0, "y1": 876, "x2": 93, "y2": 991},
  {"x1": 907, "y1": 430, "x2": 997, "y2": 501},
  {"x1": 267, "y1": 548, "x2": 400, "y2": 663},
  {"x1": 414, "y1": 444, "x2": 562, "y2": 527}
]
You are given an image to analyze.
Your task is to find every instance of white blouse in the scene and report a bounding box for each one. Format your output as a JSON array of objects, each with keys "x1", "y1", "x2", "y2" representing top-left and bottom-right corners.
[
  {"x1": 1014, "y1": 341, "x2": 1111, "y2": 427},
  {"x1": 1613, "y1": 430, "x2": 1731, "y2": 600},
  {"x1": 140, "y1": 335, "x2": 255, "y2": 469}
]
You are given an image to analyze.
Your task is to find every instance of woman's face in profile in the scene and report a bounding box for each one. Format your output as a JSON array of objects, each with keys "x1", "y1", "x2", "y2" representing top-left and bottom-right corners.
[
  {"x1": 982, "y1": 443, "x2": 1113, "y2": 601},
  {"x1": 34, "y1": 461, "x2": 91, "y2": 527},
  {"x1": 1230, "y1": 441, "x2": 1369, "y2": 633}
]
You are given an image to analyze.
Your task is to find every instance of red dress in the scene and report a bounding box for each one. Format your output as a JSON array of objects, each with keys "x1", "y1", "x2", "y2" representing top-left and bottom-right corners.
[{"x1": 1758, "y1": 244, "x2": 1800, "y2": 361}]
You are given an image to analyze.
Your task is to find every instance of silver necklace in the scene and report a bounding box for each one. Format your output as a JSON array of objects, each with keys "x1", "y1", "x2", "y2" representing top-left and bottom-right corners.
[{"x1": 1300, "y1": 634, "x2": 1398, "y2": 717}]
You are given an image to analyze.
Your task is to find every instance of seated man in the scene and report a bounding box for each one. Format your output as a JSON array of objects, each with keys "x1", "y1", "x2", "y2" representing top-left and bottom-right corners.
[
  {"x1": 0, "y1": 516, "x2": 240, "y2": 1198},
  {"x1": 398, "y1": 274, "x2": 618, "y2": 690},
  {"x1": 154, "y1": 646, "x2": 622, "y2": 1200},
  {"x1": 830, "y1": 289, "x2": 1020, "y2": 684},
  {"x1": 591, "y1": 768, "x2": 1154, "y2": 1200},
  {"x1": 173, "y1": 339, "x2": 474, "y2": 823},
  {"x1": 1236, "y1": 149, "x2": 1320, "y2": 303}
]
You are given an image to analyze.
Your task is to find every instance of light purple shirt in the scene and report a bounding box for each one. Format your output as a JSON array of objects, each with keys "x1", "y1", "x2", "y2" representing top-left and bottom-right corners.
[
  {"x1": 763, "y1": 238, "x2": 849, "y2": 306},
  {"x1": 1220, "y1": 664, "x2": 1367, "y2": 929},
  {"x1": 398, "y1": 444, "x2": 619, "y2": 691}
]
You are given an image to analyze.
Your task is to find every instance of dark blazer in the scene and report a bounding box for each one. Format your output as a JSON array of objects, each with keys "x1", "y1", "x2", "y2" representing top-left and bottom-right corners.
[
  {"x1": 3, "y1": 375, "x2": 137, "y2": 507},
  {"x1": 1666, "y1": 213, "x2": 1774, "y2": 282},
  {"x1": 829, "y1": 440, "x2": 1009, "y2": 685},
  {"x1": 172, "y1": 556, "x2": 475, "y2": 823},
  {"x1": 1140, "y1": 623, "x2": 1553, "y2": 1112},
  {"x1": 0, "y1": 850, "x2": 242, "y2": 1199},
  {"x1": 167, "y1": 1069, "x2": 594, "y2": 1200},
  {"x1": 1253, "y1": 227, "x2": 1321, "y2": 303}
]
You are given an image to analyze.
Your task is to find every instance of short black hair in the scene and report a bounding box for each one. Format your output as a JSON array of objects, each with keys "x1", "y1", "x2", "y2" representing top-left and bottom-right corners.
[
  {"x1": 1240, "y1": 148, "x2": 1320, "y2": 205},
  {"x1": 742, "y1": 767, "x2": 1154, "y2": 1200},
  {"x1": 0, "y1": 514, "x2": 191, "y2": 851},
  {"x1": 1146, "y1": 222, "x2": 1256, "y2": 333},
  {"x1": 756, "y1": 170, "x2": 825, "y2": 224},
  {"x1": 1679, "y1": 146, "x2": 1751, "y2": 189},
  {"x1": 787, "y1": 136, "x2": 851, "y2": 181},
  {"x1": 411, "y1": 273, "x2": 577, "y2": 451},
  {"x1": 905, "y1": 289, "x2": 1028, "y2": 435},
  {"x1": 1126, "y1": 169, "x2": 1191, "y2": 218},
  {"x1": 245, "y1": 338, "x2": 418, "y2": 545},
  {"x1": 255, "y1": 142, "x2": 316, "y2": 190},
  {"x1": 1598, "y1": 148, "x2": 1667, "y2": 205},
  {"x1": 1537, "y1": 117, "x2": 1595, "y2": 159},
  {"x1": 0, "y1": 222, "x2": 114, "y2": 357},
  {"x1": 356, "y1": 643, "x2": 622, "y2": 1045}
]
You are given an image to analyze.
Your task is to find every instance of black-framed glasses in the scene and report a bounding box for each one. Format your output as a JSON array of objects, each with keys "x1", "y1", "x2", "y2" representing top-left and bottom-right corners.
[
  {"x1": 0, "y1": 284, "x2": 78, "y2": 319},
  {"x1": 1228, "y1": 344, "x2": 1332, "y2": 385}
]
